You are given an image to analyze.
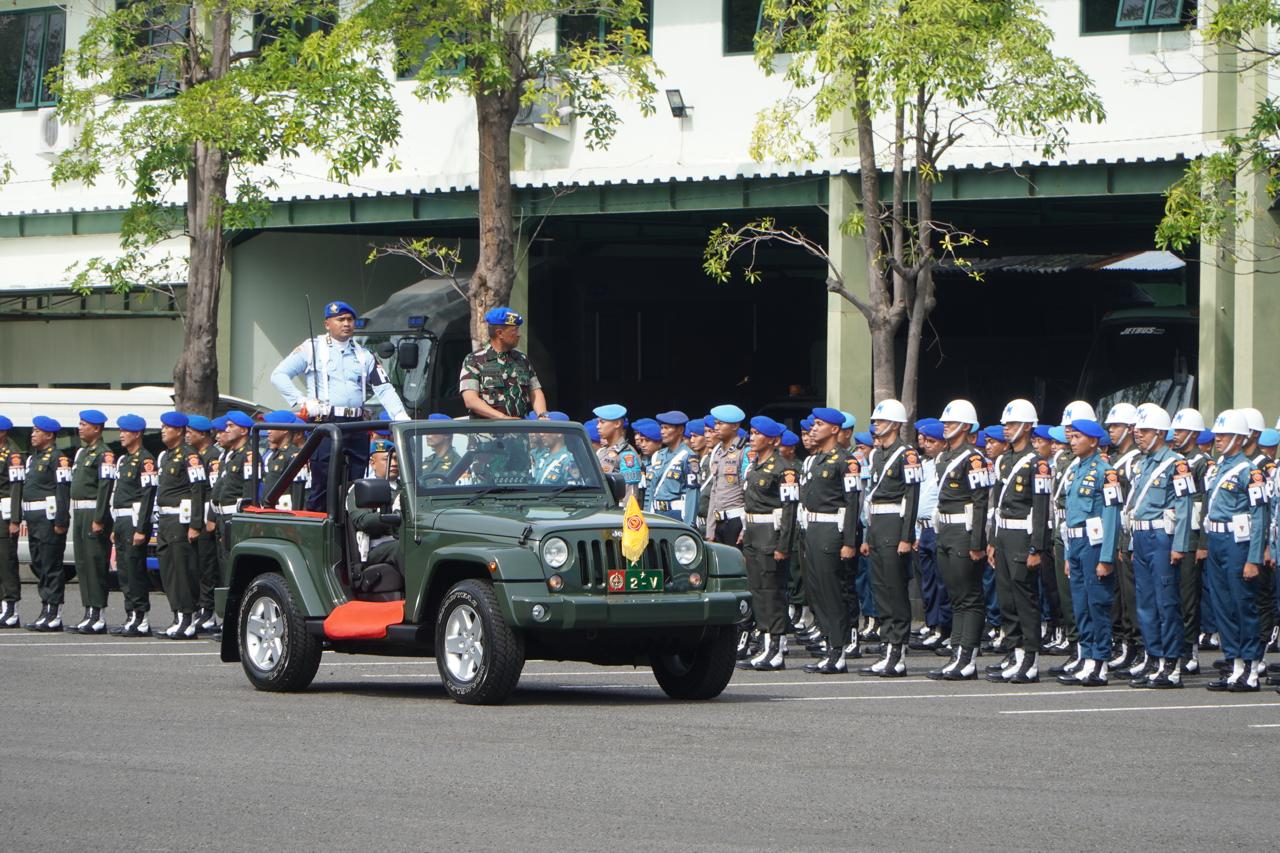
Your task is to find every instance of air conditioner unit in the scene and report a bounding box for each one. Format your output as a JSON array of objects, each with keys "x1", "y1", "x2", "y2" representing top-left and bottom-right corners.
[
  {"x1": 35, "y1": 108, "x2": 80, "y2": 161},
  {"x1": 513, "y1": 77, "x2": 573, "y2": 144}
]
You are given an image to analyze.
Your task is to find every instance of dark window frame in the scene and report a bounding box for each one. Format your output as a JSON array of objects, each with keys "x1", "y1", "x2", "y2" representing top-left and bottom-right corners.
[
  {"x1": 0, "y1": 6, "x2": 66, "y2": 111},
  {"x1": 1081, "y1": 0, "x2": 1196, "y2": 36},
  {"x1": 396, "y1": 34, "x2": 467, "y2": 81},
  {"x1": 555, "y1": 1, "x2": 653, "y2": 55},
  {"x1": 252, "y1": 5, "x2": 338, "y2": 53}
]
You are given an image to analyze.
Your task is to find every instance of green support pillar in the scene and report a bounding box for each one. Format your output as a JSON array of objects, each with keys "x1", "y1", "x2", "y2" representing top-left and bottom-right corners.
[{"x1": 826, "y1": 174, "x2": 872, "y2": 423}]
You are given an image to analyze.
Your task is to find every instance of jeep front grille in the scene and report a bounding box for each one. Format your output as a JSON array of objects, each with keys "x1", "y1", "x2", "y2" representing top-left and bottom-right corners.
[{"x1": 575, "y1": 538, "x2": 673, "y2": 589}]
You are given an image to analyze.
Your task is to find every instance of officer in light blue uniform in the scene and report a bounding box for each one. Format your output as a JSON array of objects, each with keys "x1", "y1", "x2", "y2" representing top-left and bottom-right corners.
[
  {"x1": 1202, "y1": 410, "x2": 1270, "y2": 692},
  {"x1": 593, "y1": 404, "x2": 642, "y2": 501},
  {"x1": 534, "y1": 412, "x2": 580, "y2": 485},
  {"x1": 648, "y1": 411, "x2": 700, "y2": 525},
  {"x1": 1056, "y1": 419, "x2": 1121, "y2": 687},
  {"x1": 1124, "y1": 405, "x2": 1193, "y2": 688}
]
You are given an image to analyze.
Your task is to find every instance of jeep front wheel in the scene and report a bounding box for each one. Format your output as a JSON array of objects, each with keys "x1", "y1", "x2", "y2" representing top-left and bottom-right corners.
[
  {"x1": 435, "y1": 579, "x2": 525, "y2": 705},
  {"x1": 238, "y1": 573, "x2": 322, "y2": 692},
  {"x1": 650, "y1": 627, "x2": 737, "y2": 700}
]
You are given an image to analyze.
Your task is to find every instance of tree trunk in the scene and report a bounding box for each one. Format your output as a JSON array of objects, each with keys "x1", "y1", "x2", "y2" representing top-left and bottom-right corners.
[
  {"x1": 470, "y1": 86, "x2": 521, "y2": 349},
  {"x1": 172, "y1": 9, "x2": 231, "y2": 415},
  {"x1": 870, "y1": 319, "x2": 897, "y2": 406}
]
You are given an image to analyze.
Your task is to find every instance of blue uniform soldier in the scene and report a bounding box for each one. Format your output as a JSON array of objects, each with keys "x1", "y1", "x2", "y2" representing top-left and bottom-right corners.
[
  {"x1": 593, "y1": 404, "x2": 642, "y2": 502},
  {"x1": 1124, "y1": 405, "x2": 1194, "y2": 688},
  {"x1": 647, "y1": 411, "x2": 700, "y2": 525},
  {"x1": 534, "y1": 413, "x2": 582, "y2": 485},
  {"x1": 1202, "y1": 410, "x2": 1270, "y2": 692},
  {"x1": 632, "y1": 418, "x2": 663, "y2": 508},
  {"x1": 1056, "y1": 419, "x2": 1121, "y2": 687}
]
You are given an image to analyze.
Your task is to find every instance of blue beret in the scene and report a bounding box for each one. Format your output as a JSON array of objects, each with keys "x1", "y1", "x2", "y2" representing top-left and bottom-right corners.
[
  {"x1": 1048, "y1": 426, "x2": 1068, "y2": 443},
  {"x1": 800, "y1": 417, "x2": 814, "y2": 432},
  {"x1": 225, "y1": 410, "x2": 255, "y2": 429},
  {"x1": 541, "y1": 411, "x2": 568, "y2": 421},
  {"x1": 210, "y1": 417, "x2": 229, "y2": 432},
  {"x1": 79, "y1": 409, "x2": 108, "y2": 426},
  {"x1": 737, "y1": 427, "x2": 747, "y2": 441},
  {"x1": 1032, "y1": 425, "x2": 1054, "y2": 441},
  {"x1": 684, "y1": 420, "x2": 705, "y2": 437},
  {"x1": 117, "y1": 414, "x2": 146, "y2": 432},
  {"x1": 633, "y1": 419, "x2": 662, "y2": 442},
  {"x1": 1259, "y1": 429, "x2": 1279, "y2": 448},
  {"x1": 0, "y1": 415, "x2": 11, "y2": 431},
  {"x1": 324, "y1": 300, "x2": 357, "y2": 319},
  {"x1": 1166, "y1": 428, "x2": 1176, "y2": 442},
  {"x1": 1070, "y1": 419, "x2": 1106, "y2": 439},
  {"x1": 781, "y1": 430, "x2": 799, "y2": 447},
  {"x1": 525, "y1": 411, "x2": 541, "y2": 420},
  {"x1": 703, "y1": 415, "x2": 717, "y2": 430},
  {"x1": 983, "y1": 426, "x2": 1007, "y2": 443},
  {"x1": 370, "y1": 437, "x2": 394, "y2": 453},
  {"x1": 261, "y1": 410, "x2": 297, "y2": 426},
  {"x1": 840, "y1": 411, "x2": 856, "y2": 430},
  {"x1": 484, "y1": 306, "x2": 523, "y2": 326},
  {"x1": 749, "y1": 415, "x2": 784, "y2": 438},
  {"x1": 427, "y1": 413, "x2": 452, "y2": 421},
  {"x1": 710, "y1": 404, "x2": 746, "y2": 424},
  {"x1": 854, "y1": 431, "x2": 874, "y2": 446},
  {"x1": 159, "y1": 411, "x2": 188, "y2": 429},
  {"x1": 915, "y1": 417, "x2": 941, "y2": 431},
  {"x1": 593, "y1": 404, "x2": 627, "y2": 421},
  {"x1": 585, "y1": 419, "x2": 601, "y2": 443},
  {"x1": 976, "y1": 433, "x2": 986, "y2": 448},
  {"x1": 811, "y1": 407, "x2": 844, "y2": 427},
  {"x1": 1198, "y1": 429, "x2": 1215, "y2": 445},
  {"x1": 920, "y1": 422, "x2": 945, "y2": 440},
  {"x1": 186, "y1": 415, "x2": 213, "y2": 432},
  {"x1": 655, "y1": 410, "x2": 689, "y2": 426}
]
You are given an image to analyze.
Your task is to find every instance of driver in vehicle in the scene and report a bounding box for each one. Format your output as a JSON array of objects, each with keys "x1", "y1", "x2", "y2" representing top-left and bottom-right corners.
[
  {"x1": 534, "y1": 413, "x2": 583, "y2": 485},
  {"x1": 419, "y1": 415, "x2": 462, "y2": 486},
  {"x1": 349, "y1": 435, "x2": 401, "y2": 570}
]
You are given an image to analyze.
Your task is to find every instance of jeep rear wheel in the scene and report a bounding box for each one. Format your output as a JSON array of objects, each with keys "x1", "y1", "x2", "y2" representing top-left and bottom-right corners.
[
  {"x1": 435, "y1": 579, "x2": 525, "y2": 705},
  {"x1": 238, "y1": 573, "x2": 322, "y2": 692},
  {"x1": 650, "y1": 627, "x2": 737, "y2": 700}
]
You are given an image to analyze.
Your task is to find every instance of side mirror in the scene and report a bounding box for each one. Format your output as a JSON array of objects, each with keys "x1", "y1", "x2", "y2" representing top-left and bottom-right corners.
[
  {"x1": 606, "y1": 473, "x2": 626, "y2": 504},
  {"x1": 397, "y1": 339, "x2": 419, "y2": 370},
  {"x1": 353, "y1": 478, "x2": 394, "y2": 509}
]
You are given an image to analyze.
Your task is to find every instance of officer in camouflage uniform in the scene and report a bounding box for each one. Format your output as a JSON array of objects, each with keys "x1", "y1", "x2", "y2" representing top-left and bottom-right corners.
[
  {"x1": 69, "y1": 409, "x2": 115, "y2": 634},
  {"x1": 109, "y1": 414, "x2": 158, "y2": 636},
  {"x1": 19, "y1": 416, "x2": 72, "y2": 631},
  {"x1": 459, "y1": 306, "x2": 547, "y2": 420},
  {"x1": 0, "y1": 416, "x2": 23, "y2": 628},
  {"x1": 186, "y1": 415, "x2": 222, "y2": 633},
  {"x1": 154, "y1": 411, "x2": 208, "y2": 640}
]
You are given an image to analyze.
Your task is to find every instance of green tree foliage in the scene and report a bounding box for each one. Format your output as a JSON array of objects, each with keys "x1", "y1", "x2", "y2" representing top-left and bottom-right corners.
[
  {"x1": 50, "y1": 2, "x2": 401, "y2": 412},
  {"x1": 705, "y1": 0, "x2": 1103, "y2": 414}
]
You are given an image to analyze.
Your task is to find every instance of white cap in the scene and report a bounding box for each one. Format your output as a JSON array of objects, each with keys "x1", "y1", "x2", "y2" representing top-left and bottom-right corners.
[
  {"x1": 1104, "y1": 403, "x2": 1139, "y2": 426},
  {"x1": 1171, "y1": 408, "x2": 1206, "y2": 432},
  {"x1": 1238, "y1": 407, "x2": 1265, "y2": 434},
  {"x1": 1135, "y1": 405, "x2": 1171, "y2": 432},
  {"x1": 871, "y1": 399, "x2": 908, "y2": 423},
  {"x1": 1001, "y1": 399, "x2": 1038, "y2": 425},
  {"x1": 1211, "y1": 409, "x2": 1250, "y2": 437},
  {"x1": 1061, "y1": 400, "x2": 1096, "y2": 426},
  {"x1": 940, "y1": 399, "x2": 978, "y2": 427}
]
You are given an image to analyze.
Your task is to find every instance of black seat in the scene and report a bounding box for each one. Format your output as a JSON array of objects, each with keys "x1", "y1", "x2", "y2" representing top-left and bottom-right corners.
[{"x1": 342, "y1": 483, "x2": 405, "y2": 602}]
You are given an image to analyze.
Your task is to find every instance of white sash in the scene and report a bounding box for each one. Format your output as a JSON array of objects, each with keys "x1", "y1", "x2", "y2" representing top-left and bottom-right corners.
[
  {"x1": 865, "y1": 445, "x2": 907, "y2": 503},
  {"x1": 995, "y1": 451, "x2": 1037, "y2": 512}
]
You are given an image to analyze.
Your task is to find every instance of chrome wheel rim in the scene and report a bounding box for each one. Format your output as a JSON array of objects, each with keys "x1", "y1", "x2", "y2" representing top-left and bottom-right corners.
[
  {"x1": 245, "y1": 596, "x2": 285, "y2": 673},
  {"x1": 443, "y1": 603, "x2": 484, "y2": 683}
]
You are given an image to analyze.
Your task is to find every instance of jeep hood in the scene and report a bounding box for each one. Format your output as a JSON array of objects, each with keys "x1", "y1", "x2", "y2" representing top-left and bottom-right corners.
[{"x1": 419, "y1": 504, "x2": 690, "y2": 541}]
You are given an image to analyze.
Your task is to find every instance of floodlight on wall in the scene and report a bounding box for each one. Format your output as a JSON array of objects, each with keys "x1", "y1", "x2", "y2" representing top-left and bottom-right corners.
[{"x1": 666, "y1": 89, "x2": 692, "y2": 118}]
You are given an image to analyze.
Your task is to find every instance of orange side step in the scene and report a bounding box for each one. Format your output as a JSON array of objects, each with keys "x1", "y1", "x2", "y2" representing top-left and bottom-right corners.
[{"x1": 322, "y1": 600, "x2": 406, "y2": 640}]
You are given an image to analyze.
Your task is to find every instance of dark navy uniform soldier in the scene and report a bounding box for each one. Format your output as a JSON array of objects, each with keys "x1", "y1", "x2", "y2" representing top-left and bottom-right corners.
[
  {"x1": 0, "y1": 415, "x2": 22, "y2": 629},
  {"x1": 18, "y1": 416, "x2": 71, "y2": 631}
]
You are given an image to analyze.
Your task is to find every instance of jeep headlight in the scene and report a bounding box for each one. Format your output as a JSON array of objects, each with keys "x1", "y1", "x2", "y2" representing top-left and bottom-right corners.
[
  {"x1": 541, "y1": 537, "x2": 569, "y2": 569},
  {"x1": 673, "y1": 535, "x2": 699, "y2": 566}
]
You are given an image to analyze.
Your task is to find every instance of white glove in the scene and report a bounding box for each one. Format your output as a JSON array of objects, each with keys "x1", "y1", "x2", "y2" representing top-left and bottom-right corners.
[{"x1": 392, "y1": 412, "x2": 411, "y2": 422}]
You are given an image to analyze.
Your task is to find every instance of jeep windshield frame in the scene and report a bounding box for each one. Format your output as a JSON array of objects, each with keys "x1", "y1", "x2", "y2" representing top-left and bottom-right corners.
[{"x1": 393, "y1": 420, "x2": 609, "y2": 504}]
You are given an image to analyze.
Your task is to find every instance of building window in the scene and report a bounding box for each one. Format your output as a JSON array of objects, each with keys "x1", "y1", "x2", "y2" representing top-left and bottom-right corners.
[
  {"x1": 556, "y1": 1, "x2": 652, "y2": 54},
  {"x1": 397, "y1": 35, "x2": 466, "y2": 81},
  {"x1": 1081, "y1": 0, "x2": 1196, "y2": 35},
  {"x1": 0, "y1": 7, "x2": 66, "y2": 110},
  {"x1": 724, "y1": 0, "x2": 761, "y2": 55},
  {"x1": 253, "y1": 5, "x2": 337, "y2": 51}
]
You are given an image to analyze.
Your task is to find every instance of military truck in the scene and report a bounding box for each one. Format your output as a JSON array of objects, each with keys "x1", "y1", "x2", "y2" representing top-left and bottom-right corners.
[{"x1": 215, "y1": 419, "x2": 750, "y2": 704}]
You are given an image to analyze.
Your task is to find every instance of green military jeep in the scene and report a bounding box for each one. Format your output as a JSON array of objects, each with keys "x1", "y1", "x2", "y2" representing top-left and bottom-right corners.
[{"x1": 215, "y1": 420, "x2": 750, "y2": 705}]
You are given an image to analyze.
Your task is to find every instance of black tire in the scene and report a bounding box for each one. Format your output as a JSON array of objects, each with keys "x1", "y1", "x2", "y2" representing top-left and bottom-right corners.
[
  {"x1": 434, "y1": 579, "x2": 525, "y2": 705},
  {"x1": 237, "y1": 572, "x2": 322, "y2": 692},
  {"x1": 650, "y1": 627, "x2": 738, "y2": 700}
]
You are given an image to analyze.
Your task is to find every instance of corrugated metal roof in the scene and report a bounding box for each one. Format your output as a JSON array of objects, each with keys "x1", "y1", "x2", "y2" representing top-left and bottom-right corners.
[{"x1": 937, "y1": 250, "x2": 1185, "y2": 275}]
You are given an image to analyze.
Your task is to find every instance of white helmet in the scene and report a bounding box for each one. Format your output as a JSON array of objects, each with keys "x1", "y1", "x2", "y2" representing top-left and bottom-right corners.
[
  {"x1": 940, "y1": 399, "x2": 978, "y2": 427},
  {"x1": 1135, "y1": 404, "x2": 1171, "y2": 432},
  {"x1": 1171, "y1": 408, "x2": 1206, "y2": 432},
  {"x1": 1211, "y1": 409, "x2": 1250, "y2": 437},
  {"x1": 1001, "y1": 399, "x2": 1038, "y2": 425},
  {"x1": 1104, "y1": 403, "x2": 1139, "y2": 426},
  {"x1": 1061, "y1": 400, "x2": 1096, "y2": 426},
  {"x1": 1238, "y1": 407, "x2": 1265, "y2": 434},
  {"x1": 871, "y1": 399, "x2": 908, "y2": 423}
]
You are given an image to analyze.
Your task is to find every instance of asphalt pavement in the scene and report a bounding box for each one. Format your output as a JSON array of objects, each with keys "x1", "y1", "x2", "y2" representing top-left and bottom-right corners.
[{"x1": 1, "y1": 600, "x2": 1277, "y2": 852}]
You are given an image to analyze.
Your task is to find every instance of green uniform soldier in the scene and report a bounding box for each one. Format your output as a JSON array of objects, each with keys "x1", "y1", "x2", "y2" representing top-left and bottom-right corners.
[
  {"x1": 208, "y1": 411, "x2": 255, "y2": 631},
  {"x1": 186, "y1": 415, "x2": 221, "y2": 632},
  {"x1": 19, "y1": 416, "x2": 72, "y2": 631},
  {"x1": 261, "y1": 411, "x2": 308, "y2": 511},
  {"x1": 736, "y1": 416, "x2": 798, "y2": 671},
  {"x1": 419, "y1": 415, "x2": 462, "y2": 485},
  {"x1": 68, "y1": 409, "x2": 115, "y2": 634},
  {"x1": 0, "y1": 416, "x2": 22, "y2": 628},
  {"x1": 108, "y1": 414, "x2": 158, "y2": 636},
  {"x1": 154, "y1": 411, "x2": 208, "y2": 640},
  {"x1": 459, "y1": 307, "x2": 547, "y2": 420}
]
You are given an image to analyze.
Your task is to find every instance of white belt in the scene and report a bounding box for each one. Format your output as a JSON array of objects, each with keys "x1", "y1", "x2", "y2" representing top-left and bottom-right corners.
[
  {"x1": 212, "y1": 504, "x2": 239, "y2": 516},
  {"x1": 917, "y1": 517, "x2": 934, "y2": 530},
  {"x1": 158, "y1": 507, "x2": 184, "y2": 516},
  {"x1": 71, "y1": 500, "x2": 97, "y2": 510},
  {"x1": 20, "y1": 501, "x2": 46, "y2": 512},
  {"x1": 869, "y1": 501, "x2": 904, "y2": 516},
  {"x1": 1131, "y1": 519, "x2": 1172, "y2": 533},
  {"x1": 654, "y1": 499, "x2": 685, "y2": 512},
  {"x1": 1205, "y1": 520, "x2": 1230, "y2": 534},
  {"x1": 996, "y1": 516, "x2": 1032, "y2": 532},
  {"x1": 803, "y1": 510, "x2": 843, "y2": 524},
  {"x1": 936, "y1": 511, "x2": 968, "y2": 525},
  {"x1": 716, "y1": 508, "x2": 745, "y2": 522},
  {"x1": 1065, "y1": 526, "x2": 1086, "y2": 539},
  {"x1": 311, "y1": 405, "x2": 363, "y2": 419},
  {"x1": 745, "y1": 511, "x2": 778, "y2": 524},
  {"x1": 110, "y1": 507, "x2": 136, "y2": 521}
]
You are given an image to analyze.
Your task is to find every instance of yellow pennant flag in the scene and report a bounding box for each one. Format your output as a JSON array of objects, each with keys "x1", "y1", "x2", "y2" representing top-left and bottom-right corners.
[{"x1": 620, "y1": 494, "x2": 649, "y2": 565}]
